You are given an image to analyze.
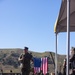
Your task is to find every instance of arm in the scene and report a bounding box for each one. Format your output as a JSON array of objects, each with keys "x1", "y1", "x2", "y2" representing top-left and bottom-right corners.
[
  {"x1": 63, "y1": 59, "x2": 66, "y2": 68},
  {"x1": 18, "y1": 54, "x2": 24, "y2": 61},
  {"x1": 30, "y1": 54, "x2": 33, "y2": 63}
]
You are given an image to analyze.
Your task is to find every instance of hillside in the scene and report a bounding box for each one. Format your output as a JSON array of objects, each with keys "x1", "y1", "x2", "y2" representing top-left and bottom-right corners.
[{"x1": 0, "y1": 49, "x2": 66, "y2": 73}]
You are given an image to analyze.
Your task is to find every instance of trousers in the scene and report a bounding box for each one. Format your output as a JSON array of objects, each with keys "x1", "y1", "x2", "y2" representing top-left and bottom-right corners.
[{"x1": 21, "y1": 68, "x2": 30, "y2": 75}]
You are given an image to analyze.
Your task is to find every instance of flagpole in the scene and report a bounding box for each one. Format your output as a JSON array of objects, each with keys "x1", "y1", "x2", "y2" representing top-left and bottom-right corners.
[{"x1": 67, "y1": 0, "x2": 70, "y2": 75}]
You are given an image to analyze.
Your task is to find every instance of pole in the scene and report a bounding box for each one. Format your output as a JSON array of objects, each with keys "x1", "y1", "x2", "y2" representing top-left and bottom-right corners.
[
  {"x1": 67, "y1": 0, "x2": 70, "y2": 75},
  {"x1": 55, "y1": 33, "x2": 57, "y2": 75}
]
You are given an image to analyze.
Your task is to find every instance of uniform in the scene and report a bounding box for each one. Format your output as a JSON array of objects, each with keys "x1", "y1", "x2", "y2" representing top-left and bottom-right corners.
[{"x1": 19, "y1": 53, "x2": 33, "y2": 75}]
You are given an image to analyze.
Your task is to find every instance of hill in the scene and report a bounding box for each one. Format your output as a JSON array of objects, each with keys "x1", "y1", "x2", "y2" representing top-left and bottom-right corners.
[{"x1": 0, "y1": 48, "x2": 66, "y2": 73}]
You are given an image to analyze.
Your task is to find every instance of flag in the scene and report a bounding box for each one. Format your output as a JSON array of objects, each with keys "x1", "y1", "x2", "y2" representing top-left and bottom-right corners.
[
  {"x1": 33, "y1": 57, "x2": 41, "y2": 74},
  {"x1": 34, "y1": 67, "x2": 40, "y2": 74},
  {"x1": 33, "y1": 57, "x2": 48, "y2": 75},
  {"x1": 42, "y1": 57, "x2": 48, "y2": 75}
]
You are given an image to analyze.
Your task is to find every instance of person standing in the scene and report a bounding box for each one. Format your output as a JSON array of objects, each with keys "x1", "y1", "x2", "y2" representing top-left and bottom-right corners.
[
  {"x1": 18, "y1": 47, "x2": 33, "y2": 75},
  {"x1": 69, "y1": 47, "x2": 75, "y2": 75},
  {"x1": 62, "y1": 47, "x2": 75, "y2": 75}
]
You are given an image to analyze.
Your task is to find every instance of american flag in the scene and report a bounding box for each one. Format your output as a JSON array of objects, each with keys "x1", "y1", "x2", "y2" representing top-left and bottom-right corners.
[{"x1": 34, "y1": 57, "x2": 48, "y2": 75}]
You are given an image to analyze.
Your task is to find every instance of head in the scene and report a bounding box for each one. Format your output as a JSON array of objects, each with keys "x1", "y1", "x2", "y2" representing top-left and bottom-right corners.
[
  {"x1": 24, "y1": 47, "x2": 28, "y2": 54},
  {"x1": 70, "y1": 47, "x2": 75, "y2": 55}
]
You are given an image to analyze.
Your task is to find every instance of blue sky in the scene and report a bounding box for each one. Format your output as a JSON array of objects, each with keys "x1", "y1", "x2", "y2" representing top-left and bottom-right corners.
[{"x1": 0, "y1": 0, "x2": 75, "y2": 54}]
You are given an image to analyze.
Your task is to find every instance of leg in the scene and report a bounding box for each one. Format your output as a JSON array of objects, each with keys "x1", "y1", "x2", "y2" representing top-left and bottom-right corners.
[
  {"x1": 21, "y1": 68, "x2": 27, "y2": 75},
  {"x1": 26, "y1": 69, "x2": 30, "y2": 75}
]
